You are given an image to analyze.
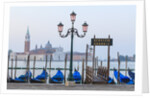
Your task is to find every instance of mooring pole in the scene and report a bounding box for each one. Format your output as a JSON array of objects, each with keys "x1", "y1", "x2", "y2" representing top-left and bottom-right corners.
[
  {"x1": 85, "y1": 44, "x2": 88, "y2": 68},
  {"x1": 117, "y1": 52, "x2": 120, "y2": 84},
  {"x1": 125, "y1": 56, "x2": 128, "y2": 76},
  {"x1": 64, "y1": 54, "x2": 67, "y2": 83},
  {"x1": 14, "y1": 56, "x2": 17, "y2": 78},
  {"x1": 101, "y1": 61, "x2": 103, "y2": 67},
  {"x1": 96, "y1": 57, "x2": 98, "y2": 76},
  {"x1": 82, "y1": 59, "x2": 85, "y2": 83},
  {"x1": 27, "y1": 54, "x2": 30, "y2": 83},
  {"x1": 107, "y1": 35, "x2": 110, "y2": 83},
  {"x1": 92, "y1": 35, "x2": 96, "y2": 77},
  {"x1": 77, "y1": 62, "x2": 79, "y2": 71},
  {"x1": 49, "y1": 54, "x2": 52, "y2": 81},
  {"x1": 11, "y1": 58, "x2": 13, "y2": 79},
  {"x1": 45, "y1": 54, "x2": 48, "y2": 82},
  {"x1": 33, "y1": 56, "x2": 36, "y2": 78}
]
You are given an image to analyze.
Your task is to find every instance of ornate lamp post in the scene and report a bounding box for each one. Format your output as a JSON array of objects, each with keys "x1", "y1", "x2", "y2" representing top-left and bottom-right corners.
[{"x1": 57, "y1": 11, "x2": 88, "y2": 81}]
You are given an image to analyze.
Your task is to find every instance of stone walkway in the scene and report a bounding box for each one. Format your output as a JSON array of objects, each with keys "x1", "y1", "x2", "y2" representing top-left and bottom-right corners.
[{"x1": 7, "y1": 83, "x2": 134, "y2": 91}]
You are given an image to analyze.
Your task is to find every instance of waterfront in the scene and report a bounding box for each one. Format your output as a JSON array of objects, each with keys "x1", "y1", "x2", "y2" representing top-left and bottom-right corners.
[{"x1": 8, "y1": 60, "x2": 135, "y2": 84}]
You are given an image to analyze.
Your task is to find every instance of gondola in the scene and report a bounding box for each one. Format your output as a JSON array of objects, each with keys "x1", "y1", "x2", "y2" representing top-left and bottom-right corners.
[
  {"x1": 10, "y1": 71, "x2": 32, "y2": 83},
  {"x1": 128, "y1": 69, "x2": 135, "y2": 81},
  {"x1": 73, "y1": 69, "x2": 81, "y2": 83},
  {"x1": 108, "y1": 77, "x2": 115, "y2": 84},
  {"x1": 50, "y1": 70, "x2": 64, "y2": 83},
  {"x1": 114, "y1": 69, "x2": 134, "y2": 84},
  {"x1": 30, "y1": 69, "x2": 48, "y2": 83}
]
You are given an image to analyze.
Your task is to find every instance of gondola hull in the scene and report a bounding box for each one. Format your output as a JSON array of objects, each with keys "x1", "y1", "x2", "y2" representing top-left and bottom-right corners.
[
  {"x1": 30, "y1": 69, "x2": 48, "y2": 83},
  {"x1": 50, "y1": 70, "x2": 64, "y2": 83},
  {"x1": 10, "y1": 78, "x2": 28, "y2": 83},
  {"x1": 9, "y1": 71, "x2": 32, "y2": 83},
  {"x1": 114, "y1": 69, "x2": 134, "y2": 84},
  {"x1": 128, "y1": 70, "x2": 135, "y2": 81},
  {"x1": 30, "y1": 79, "x2": 46, "y2": 83},
  {"x1": 73, "y1": 70, "x2": 81, "y2": 84},
  {"x1": 49, "y1": 78, "x2": 63, "y2": 83}
]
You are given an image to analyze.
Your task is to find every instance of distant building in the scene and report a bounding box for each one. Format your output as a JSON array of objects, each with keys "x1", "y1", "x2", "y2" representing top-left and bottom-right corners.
[
  {"x1": 24, "y1": 26, "x2": 30, "y2": 54},
  {"x1": 10, "y1": 27, "x2": 92, "y2": 61}
]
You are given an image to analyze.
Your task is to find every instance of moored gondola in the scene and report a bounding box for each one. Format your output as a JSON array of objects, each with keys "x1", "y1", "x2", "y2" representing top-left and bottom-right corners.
[
  {"x1": 114, "y1": 69, "x2": 134, "y2": 84},
  {"x1": 73, "y1": 69, "x2": 81, "y2": 83},
  {"x1": 108, "y1": 77, "x2": 115, "y2": 84},
  {"x1": 30, "y1": 68, "x2": 48, "y2": 83},
  {"x1": 10, "y1": 71, "x2": 32, "y2": 83},
  {"x1": 128, "y1": 69, "x2": 135, "y2": 81},
  {"x1": 50, "y1": 69, "x2": 64, "y2": 83}
]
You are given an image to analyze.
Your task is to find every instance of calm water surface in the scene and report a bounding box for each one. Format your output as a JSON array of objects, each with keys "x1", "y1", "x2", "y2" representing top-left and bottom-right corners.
[{"x1": 8, "y1": 61, "x2": 135, "y2": 83}]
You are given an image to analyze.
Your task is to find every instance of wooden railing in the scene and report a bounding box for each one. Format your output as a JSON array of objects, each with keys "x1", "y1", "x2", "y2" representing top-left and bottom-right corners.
[
  {"x1": 85, "y1": 66, "x2": 93, "y2": 83},
  {"x1": 97, "y1": 66, "x2": 108, "y2": 81}
]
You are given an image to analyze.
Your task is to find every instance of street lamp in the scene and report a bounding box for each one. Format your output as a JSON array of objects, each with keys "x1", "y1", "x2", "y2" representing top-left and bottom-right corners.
[{"x1": 57, "y1": 11, "x2": 88, "y2": 81}]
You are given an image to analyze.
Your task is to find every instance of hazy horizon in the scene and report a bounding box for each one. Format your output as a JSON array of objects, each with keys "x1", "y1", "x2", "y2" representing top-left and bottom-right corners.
[{"x1": 9, "y1": 5, "x2": 136, "y2": 60}]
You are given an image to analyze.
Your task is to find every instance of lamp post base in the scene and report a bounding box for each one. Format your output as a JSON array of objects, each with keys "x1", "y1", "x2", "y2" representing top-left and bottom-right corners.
[{"x1": 65, "y1": 81, "x2": 75, "y2": 86}]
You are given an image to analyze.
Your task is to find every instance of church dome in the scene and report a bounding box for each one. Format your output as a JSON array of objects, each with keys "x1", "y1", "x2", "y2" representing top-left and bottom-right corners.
[{"x1": 45, "y1": 41, "x2": 52, "y2": 49}]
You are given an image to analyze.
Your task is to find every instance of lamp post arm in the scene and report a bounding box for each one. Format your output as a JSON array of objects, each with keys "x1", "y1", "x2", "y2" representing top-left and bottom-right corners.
[
  {"x1": 59, "y1": 29, "x2": 71, "y2": 38},
  {"x1": 74, "y1": 28, "x2": 86, "y2": 38}
]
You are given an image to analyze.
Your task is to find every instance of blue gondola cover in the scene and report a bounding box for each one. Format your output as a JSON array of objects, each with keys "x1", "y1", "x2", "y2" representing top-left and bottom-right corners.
[
  {"x1": 10, "y1": 71, "x2": 32, "y2": 82},
  {"x1": 128, "y1": 69, "x2": 135, "y2": 81},
  {"x1": 51, "y1": 70, "x2": 64, "y2": 83},
  {"x1": 31, "y1": 69, "x2": 48, "y2": 83},
  {"x1": 114, "y1": 69, "x2": 134, "y2": 84},
  {"x1": 73, "y1": 70, "x2": 81, "y2": 83}
]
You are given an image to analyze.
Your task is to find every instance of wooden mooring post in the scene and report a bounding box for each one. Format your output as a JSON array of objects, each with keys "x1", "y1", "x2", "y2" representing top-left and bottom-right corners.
[
  {"x1": 11, "y1": 58, "x2": 13, "y2": 79},
  {"x1": 100, "y1": 61, "x2": 103, "y2": 67},
  {"x1": 27, "y1": 54, "x2": 30, "y2": 83},
  {"x1": 85, "y1": 44, "x2": 88, "y2": 68},
  {"x1": 117, "y1": 52, "x2": 120, "y2": 84},
  {"x1": 64, "y1": 54, "x2": 67, "y2": 83},
  {"x1": 33, "y1": 56, "x2": 36, "y2": 78},
  {"x1": 85, "y1": 44, "x2": 88, "y2": 82},
  {"x1": 82, "y1": 59, "x2": 84, "y2": 83},
  {"x1": 49, "y1": 55, "x2": 52, "y2": 80},
  {"x1": 125, "y1": 56, "x2": 128, "y2": 76},
  {"x1": 14, "y1": 56, "x2": 17, "y2": 78},
  {"x1": 95, "y1": 57, "x2": 98, "y2": 76},
  {"x1": 45, "y1": 54, "x2": 48, "y2": 82},
  {"x1": 107, "y1": 35, "x2": 110, "y2": 83},
  {"x1": 92, "y1": 35, "x2": 96, "y2": 78},
  {"x1": 77, "y1": 63, "x2": 79, "y2": 71}
]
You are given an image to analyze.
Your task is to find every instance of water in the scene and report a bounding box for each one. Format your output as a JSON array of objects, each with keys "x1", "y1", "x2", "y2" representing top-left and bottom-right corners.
[{"x1": 8, "y1": 60, "x2": 135, "y2": 83}]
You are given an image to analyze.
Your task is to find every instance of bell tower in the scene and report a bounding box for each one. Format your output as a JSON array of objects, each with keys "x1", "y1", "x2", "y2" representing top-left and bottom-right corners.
[{"x1": 24, "y1": 26, "x2": 30, "y2": 53}]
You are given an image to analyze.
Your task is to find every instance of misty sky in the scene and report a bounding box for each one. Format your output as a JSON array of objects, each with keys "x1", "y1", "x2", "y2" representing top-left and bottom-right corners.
[{"x1": 9, "y1": 5, "x2": 136, "y2": 60}]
